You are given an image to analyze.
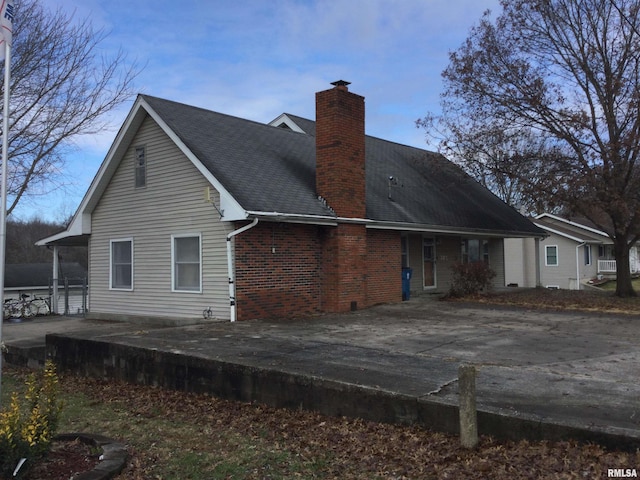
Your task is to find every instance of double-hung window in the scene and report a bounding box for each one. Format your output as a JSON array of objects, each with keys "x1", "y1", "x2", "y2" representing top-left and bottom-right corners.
[
  {"x1": 172, "y1": 234, "x2": 202, "y2": 292},
  {"x1": 462, "y1": 239, "x2": 489, "y2": 263},
  {"x1": 110, "y1": 238, "x2": 133, "y2": 290},
  {"x1": 545, "y1": 245, "x2": 558, "y2": 266}
]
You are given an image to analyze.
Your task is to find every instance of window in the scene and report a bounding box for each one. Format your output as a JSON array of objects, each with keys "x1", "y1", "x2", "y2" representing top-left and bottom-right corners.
[
  {"x1": 462, "y1": 239, "x2": 489, "y2": 263},
  {"x1": 135, "y1": 146, "x2": 146, "y2": 188},
  {"x1": 401, "y1": 236, "x2": 408, "y2": 268},
  {"x1": 110, "y1": 238, "x2": 133, "y2": 290},
  {"x1": 172, "y1": 234, "x2": 202, "y2": 292},
  {"x1": 423, "y1": 237, "x2": 435, "y2": 288},
  {"x1": 545, "y1": 245, "x2": 558, "y2": 266},
  {"x1": 584, "y1": 245, "x2": 592, "y2": 265}
]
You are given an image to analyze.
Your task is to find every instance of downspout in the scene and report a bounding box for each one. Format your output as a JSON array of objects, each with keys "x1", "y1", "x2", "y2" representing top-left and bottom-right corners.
[
  {"x1": 534, "y1": 237, "x2": 541, "y2": 287},
  {"x1": 52, "y1": 246, "x2": 59, "y2": 314},
  {"x1": 226, "y1": 218, "x2": 259, "y2": 322},
  {"x1": 575, "y1": 242, "x2": 586, "y2": 291}
]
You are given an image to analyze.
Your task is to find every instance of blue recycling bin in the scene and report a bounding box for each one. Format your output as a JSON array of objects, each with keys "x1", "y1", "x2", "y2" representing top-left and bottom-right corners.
[{"x1": 402, "y1": 267, "x2": 413, "y2": 301}]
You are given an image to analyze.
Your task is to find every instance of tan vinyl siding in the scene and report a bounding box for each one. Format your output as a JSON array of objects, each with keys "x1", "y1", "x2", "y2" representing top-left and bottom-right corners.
[
  {"x1": 488, "y1": 238, "x2": 505, "y2": 288},
  {"x1": 406, "y1": 233, "x2": 423, "y2": 291},
  {"x1": 540, "y1": 236, "x2": 597, "y2": 290},
  {"x1": 539, "y1": 235, "x2": 578, "y2": 289},
  {"x1": 89, "y1": 115, "x2": 233, "y2": 322}
]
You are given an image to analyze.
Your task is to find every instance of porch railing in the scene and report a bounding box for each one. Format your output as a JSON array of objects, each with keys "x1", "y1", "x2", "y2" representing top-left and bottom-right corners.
[{"x1": 597, "y1": 259, "x2": 617, "y2": 273}]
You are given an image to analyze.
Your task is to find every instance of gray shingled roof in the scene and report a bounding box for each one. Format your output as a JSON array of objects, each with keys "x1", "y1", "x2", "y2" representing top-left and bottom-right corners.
[
  {"x1": 143, "y1": 96, "x2": 331, "y2": 217},
  {"x1": 5, "y1": 263, "x2": 87, "y2": 289},
  {"x1": 142, "y1": 95, "x2": 544, "y2": 236}
]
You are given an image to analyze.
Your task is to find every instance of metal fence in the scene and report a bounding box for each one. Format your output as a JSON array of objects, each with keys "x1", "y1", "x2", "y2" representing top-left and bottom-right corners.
[{"x1": 50, "y1": 276, "x2": 88, "y2": 316}]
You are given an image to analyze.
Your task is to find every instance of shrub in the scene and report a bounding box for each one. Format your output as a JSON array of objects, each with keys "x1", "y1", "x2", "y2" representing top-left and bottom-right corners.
[
  {"x1": 448, "y1": 262, "x2": 497, "y2": 298},
  {"x1": 0, "y1": 361, "x2": 63, "y2": 478}
]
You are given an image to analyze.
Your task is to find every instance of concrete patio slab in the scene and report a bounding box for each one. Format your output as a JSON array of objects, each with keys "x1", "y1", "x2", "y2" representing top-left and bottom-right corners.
[{"x1": 2, "y1": 297, "x2": 639, "y2": 449}]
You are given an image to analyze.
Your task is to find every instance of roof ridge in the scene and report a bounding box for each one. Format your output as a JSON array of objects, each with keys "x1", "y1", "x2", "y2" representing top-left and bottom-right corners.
[{"x1": 141, "y1": 94, "x2": 308, "y2": 136}]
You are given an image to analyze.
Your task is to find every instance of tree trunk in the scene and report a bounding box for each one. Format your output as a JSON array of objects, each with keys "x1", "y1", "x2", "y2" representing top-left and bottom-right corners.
[{"x1": 614, "y1": 237, "x2": 636, "y2": 297}]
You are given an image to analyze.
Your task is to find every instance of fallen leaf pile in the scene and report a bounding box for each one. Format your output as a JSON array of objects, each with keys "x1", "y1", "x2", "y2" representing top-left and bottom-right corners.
[{"x1": 60, "y1": 374, "x2": 639, "y2": 479}]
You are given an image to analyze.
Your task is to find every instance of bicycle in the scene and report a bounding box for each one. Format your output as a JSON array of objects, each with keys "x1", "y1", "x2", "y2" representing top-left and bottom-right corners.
[
  {"x1": 3, "y1": 294, "x2": 38, "y2": 319},
  {"x1": 28, "y1": 295, "x2": 51, "y2": 316}
]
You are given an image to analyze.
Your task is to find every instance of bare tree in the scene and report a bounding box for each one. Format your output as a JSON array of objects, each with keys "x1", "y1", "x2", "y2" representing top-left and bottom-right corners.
[
  {"x1": 3, "y1": 217, "x2": 87, "y2": 270},
  {"x1": 418, "y1": 113, "x2": 561, "y2": 215},
  {"x1": 3, "y1": 0, "x2": 139, "y2": 215},
  {"x1": 420, "y1": 0, "x2": 640, "y2": 297}
]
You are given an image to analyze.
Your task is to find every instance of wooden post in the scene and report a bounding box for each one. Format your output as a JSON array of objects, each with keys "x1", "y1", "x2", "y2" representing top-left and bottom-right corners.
[{"x1": 459, "y1": 364, "x2": 478, "y2": 448}]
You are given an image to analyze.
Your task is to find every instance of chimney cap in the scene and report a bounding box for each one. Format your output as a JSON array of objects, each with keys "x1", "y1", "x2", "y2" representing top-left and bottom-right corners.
[{"x1": 331, "y1": 80, "x2": 351, "y2": 91}]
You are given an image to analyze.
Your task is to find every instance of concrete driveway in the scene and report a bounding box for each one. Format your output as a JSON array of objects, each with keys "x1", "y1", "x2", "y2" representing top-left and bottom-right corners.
[{"x1": 3, "y1": 296, "x2": 640, "y2": 446}]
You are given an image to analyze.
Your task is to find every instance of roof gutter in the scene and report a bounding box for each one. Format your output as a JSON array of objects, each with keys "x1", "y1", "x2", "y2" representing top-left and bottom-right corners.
[
  {"x1": 244, "y1": 210, "x2": 337, "y2": 225},
  {"x1": 238, "y1": 212, "x2": 547, "y2": 240},
  {"x1": 226, "y1": 218, "x2": 259, "y2": 322},
  {"x1": 367, "y1": 221, "x2": 547, "y2": 238}
]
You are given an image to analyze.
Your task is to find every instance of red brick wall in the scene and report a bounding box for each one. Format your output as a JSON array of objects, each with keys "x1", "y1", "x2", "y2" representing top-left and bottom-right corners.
[
  {"x1": 234, "y1": 222, "x2": 322, "y2": 320},
  {"x1": 315, "y1": 84, "x2": 366, "y2": 219},
  {"x1": 366, "y1": 229, "x2": 402, "y2": 305},
  {"x1": 234, "y1": 223, "x2": 402, "y2": 320},
  {"x1": 320, "y1": 223, "x2": 368, "y2": 312}
]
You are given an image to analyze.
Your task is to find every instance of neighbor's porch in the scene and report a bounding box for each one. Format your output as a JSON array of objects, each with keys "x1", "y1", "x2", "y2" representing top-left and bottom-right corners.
[{"x1": 596, "y1": 244, "x2": 640, "y2": 276}]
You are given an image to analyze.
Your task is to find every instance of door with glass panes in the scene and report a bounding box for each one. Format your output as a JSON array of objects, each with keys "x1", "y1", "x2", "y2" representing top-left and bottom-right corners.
[{"x1": 423, "y1": 237, "x2": 436, "y2": 288}]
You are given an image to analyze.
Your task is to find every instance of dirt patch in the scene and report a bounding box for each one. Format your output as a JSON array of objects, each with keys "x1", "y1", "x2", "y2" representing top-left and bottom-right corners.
[{"x1": 7, "y1": 438, "x2": 99, "y2": 480}]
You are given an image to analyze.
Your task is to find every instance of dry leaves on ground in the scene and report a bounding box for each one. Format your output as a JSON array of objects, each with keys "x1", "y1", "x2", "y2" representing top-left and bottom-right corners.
[
  {"x1": 60, "y1": 374, "x2": 639, "y2": 480},
  {"x1": 460, "y1": 288, "x2": 640, "y2": 315}
]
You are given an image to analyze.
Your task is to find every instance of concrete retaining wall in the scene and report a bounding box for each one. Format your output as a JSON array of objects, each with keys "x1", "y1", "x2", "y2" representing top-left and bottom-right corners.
[{"x1": 45, "y1": 333, "x2": 640, "y2": 452}]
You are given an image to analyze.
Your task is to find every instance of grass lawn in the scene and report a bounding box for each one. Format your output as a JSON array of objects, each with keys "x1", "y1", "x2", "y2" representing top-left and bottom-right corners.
[
  {"x1": 599, "y1": 277, "x2": 640, "y2": 291},
  {"x1": 1, "y1": 366, "x2": 638, "y2": 479}
]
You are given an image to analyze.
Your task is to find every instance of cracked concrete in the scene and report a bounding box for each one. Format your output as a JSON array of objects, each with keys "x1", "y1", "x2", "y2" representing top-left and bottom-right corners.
[{"x1": 3, "y1": 296, "x2": 640, "y2": 447}]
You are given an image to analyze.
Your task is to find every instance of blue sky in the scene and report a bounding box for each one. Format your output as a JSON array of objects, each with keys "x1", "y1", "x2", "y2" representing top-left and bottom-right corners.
[{"x1": 22, "y1": 0, "x2": 500, "y2": 222}]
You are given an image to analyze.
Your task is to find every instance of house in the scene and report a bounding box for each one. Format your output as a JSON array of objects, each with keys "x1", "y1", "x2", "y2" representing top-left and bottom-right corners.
[
  {"x1": 505, "y1": 213, "x2": 640, "y2": 290},
  {"x1": 37, "y1": 81, "x2": 545, "y2": 324}
]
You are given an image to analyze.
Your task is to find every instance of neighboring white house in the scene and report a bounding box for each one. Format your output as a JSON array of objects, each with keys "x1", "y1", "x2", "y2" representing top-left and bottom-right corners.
[
  {"x1": 4, "y1": 262, "x2": 88, "y2": 315},
  {"x1": 505, "y1": 213, "x2": 640, "y2": 290}
]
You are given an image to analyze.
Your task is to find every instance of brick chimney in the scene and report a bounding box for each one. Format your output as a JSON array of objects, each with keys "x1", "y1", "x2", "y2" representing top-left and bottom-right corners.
[
  {"x1": 316, "y1": 81, "x2": 367, "y2": 313},
  {"x1": 315, "y1": 80, "x2": 366, "y2": 218}
]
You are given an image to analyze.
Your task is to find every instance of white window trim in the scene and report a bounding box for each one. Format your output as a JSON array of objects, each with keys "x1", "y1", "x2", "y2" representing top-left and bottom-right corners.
[
  {"x1": 110, "y1": 237, "x2": 134, "y2": 291},
  {"x1": 545, "y1": 245, "x2": 559, "y2": 266},
  {"x1": 584, "y1": 244, "x2": 592, "y2": 266},
  {"x1": 171, "y1": 233, "x2": 202, "y2": 293}
]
